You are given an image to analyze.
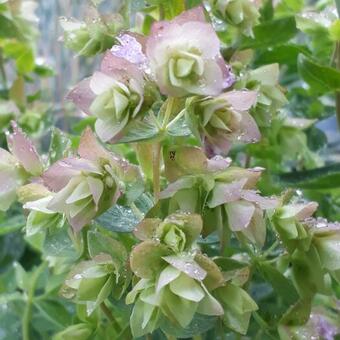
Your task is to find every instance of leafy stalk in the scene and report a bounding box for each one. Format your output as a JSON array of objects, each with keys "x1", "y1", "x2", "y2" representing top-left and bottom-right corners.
[{"x1": 22, "y1": 263, "x2": 47, "y2": 340}]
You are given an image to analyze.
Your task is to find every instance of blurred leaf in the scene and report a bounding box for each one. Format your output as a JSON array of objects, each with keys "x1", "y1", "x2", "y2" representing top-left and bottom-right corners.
[
  {"x1": 160, "y1": 314, "x2": 217, "y2": 337},
  {"x1": 34, "y1": 300, "x2": 71, "y2": 330},
  {"x1": 0, "y1": 215, "x2": 25, "y2": 236},
  {"x1": 257, "y1": 262, "x2": 299, "y2": 306},
  {"x1": 298, "y1": 54, "x2": 340, "y2": 93},
  {"x1": 9, "y1": 77, "x2": 25, "y2": 108},
  {"x1": 240, "y1": 17, "x2": 298, "y2": 49},
  {"x1": 0, "y1": 14, "x2": 19, "y2": 38},
  {"x1": 185, "y1": 0, "x2": 202, "y2": 9},
  {"x1": 34, "y1": 64, "x2": 54, "y2": 77},
  {"x1": 278, "y1": 164, "x2": 340, "y2": 190},
  {"x1": 280, "y1": 298, "x2": 311, "y2": 326}
]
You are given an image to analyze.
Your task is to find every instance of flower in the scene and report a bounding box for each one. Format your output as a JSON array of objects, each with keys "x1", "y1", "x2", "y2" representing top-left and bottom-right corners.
[
  {"x1": 60, "y1": 8, "x2": 124, "y2": 57},
  {"x1": 127, "y1": 240, "x2": 225, "y2": 337},
  {"x1": 161, "y1": 146, "x2": 275, "y2": 244},
  {"x1": 185, "y1": 90, "x2": 260, "y2": 155},
  {"x1": 42, "y1": 128, "x2": 142, "y2": 231},
  {"x1": 68, "y1": 36, "x2": 147, "y2": 143},
  {"x1": 134, "y1": 213, "x2": 203, "y2": 253},
  {"x1": 0, "y1": 121, "x2": 43, "y2": 211},
  {"x1": 146, "y1": 6, "x2": 234, "y2": 97},
  {"x1": 209, "y1": 0, "x2": 260, "y2": 37},
  {"x1": 60, "y1": 230, "x2": 129, "y2": 315}
]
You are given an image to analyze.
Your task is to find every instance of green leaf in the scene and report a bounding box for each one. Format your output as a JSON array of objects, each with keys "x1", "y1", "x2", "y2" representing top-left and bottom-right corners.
[
  {"x1": 160, "y1": 313, "x2": 217, "y2": 338},
  {"x1": 0, "y1": 14, "x2": 20, "y2": 39},
  {"x1": 0, "y1": 215, "x2": 25, "y2": 236},
  {"x1": 48, "y1": 128, "x2": 72, "y2": 165},
  {"x1": 257, "y1": 262, "x2": 299, "y2": 306},
  {"x1": 95, "y1": 205, "x2": 141, "y2": 233},
  {"x1": 34, "y1": 300, "x2": 71, "y2": 330},
  {"x1": 118, "y1": 118, "x2": 159, "y2": 143},
  {"x1": 240, "y1": 16, "x2": 298, "y2": 49},
  {"x1": 278, "y1": 163, "x2": 340, "y2": 190},
  {"x1": 280, "y1": 298, "x2": 311, "y2": 326},
  {"x1": 297, "y1": 54, "x2": 340, "y2": 93}
]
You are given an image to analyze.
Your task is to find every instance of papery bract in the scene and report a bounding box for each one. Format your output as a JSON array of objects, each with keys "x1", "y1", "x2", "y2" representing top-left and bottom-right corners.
[
  {"x1": 43, "y1": 128, "x2": 141, "y2": 231},
  {"x1": 186, "y1": 90, "x2": 260, "y2": 156},
  {"x1": 146, "y1": 6, "x2": 234, "y2": 97},
  {"x1": 68, "y1": 41, "x2": 147, "y2": 143}
]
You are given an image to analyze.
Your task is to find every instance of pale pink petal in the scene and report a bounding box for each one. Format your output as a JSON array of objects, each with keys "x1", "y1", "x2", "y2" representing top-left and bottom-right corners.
[
  {"x1": 296, "y1": 202, "x2": 319, "y2": 220},
  {"x1": 7, "y1": 121, "x2": 43, "y2": 176},
  {"x1": 241, "y1": 190, "x2": 278, "y2": 210},
  {"x1": 66, "y1": 78, "x2": 95, "y2": 116},
  {"x1": 160, "y1": 177, "x2": 196, "y2": 199},
  {"x1": 78, "y1": 128, "x2": 110, "y2": 162},
  {"x1": 173, "y1": 6, "x2": 206, "y2": 24},
  {"x1": 222, "y1": 90, "x2": 258, "y2": 111},
  {"x1": 110, "y1": 33, "x2": 148, "y2": 68},
  {"x1": 236, "y1": 112, "x2": 261, "y2": 144},
  {"x1": 101, "y1": 52, "x2": 143, "y2": 85},
  {"x1": 206, "y1": 156, "x2": 232, "y2": 172},
  {"x1": 43, "y1": 157, "x2": 101, "y2": 191},
  {"x1": 89, "y1": 71, "x2": 118, "y2": 95},
  {"x1": 87, "y1": 176, "x2": 104, "y2": 208},
  {"x1": 226, "y1": 200, "x2": 256, "y2": 231},
  {"x1": 208, "y1": 179, "x2": 247, "y2": 208}
]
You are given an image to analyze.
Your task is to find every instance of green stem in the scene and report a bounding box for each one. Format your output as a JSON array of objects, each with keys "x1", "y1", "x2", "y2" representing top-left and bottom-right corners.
[
  {"x1": 0, "y1": 50, "x2": 7, "y2": 89},
  {"x1": 100, "y1": 302, "x2": 121, "y2": 333},
  {"x1": 335, "y1": 41, "x2": 340, "y2": 129},
  {"x1": 253, "y1": 312, "x2": 276, "y2": 340},
  {"x1": 22, "y1": 263, "x2": 47, "y2": 340},
  {"x1": 152, "y1": 142, "x2": 161, "y2": 203},
  {"x1": 162, "y1": 97, "x2": 176, "y2": 129}
]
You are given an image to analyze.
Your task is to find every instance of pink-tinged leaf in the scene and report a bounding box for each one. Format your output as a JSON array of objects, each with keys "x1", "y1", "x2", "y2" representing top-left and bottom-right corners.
[
  {"x1": 207, "y1": 156, "x2": 232, "y2": 172},
  {"x1": 241, "y1": 190, "x2": 278, "y2": 210},
  {"x1": 69, "y1": 205, "x2": 96, "y2": 232},
  {"x1": 134, "y1": 218, "x2": 161, "y2": 241},
  {"x1": 160, "y1": 177, "x2": 196, "y2": 199},
  {"x1": 66, "y1": 78, "x2": 95, "y2": 115},
  {"x1": 208, "y1": 180, "x2": 247, "y2": 208},
  {"x1": 237, "y1": 112, "x2": 261, "y2": 143},
  {"x1": 130, "y1": 241, "x2": 171, "y2": 279},
  {"x1": 223, "y1": 90, "x2": 258, "y2": 111},
  {"x1": 101, "y1": 52, "x2": 143, "y2": 85},
  {"x1": 162, "y1": 255, "x2": 207, "y2": 281},
  {"x1": 280, "y1": 202, "x2": 319, "y2": 221},
  {"x1": 204, "y1": 131, "x2": 232, "y2": 157},
  {"x1": 43, "y1": 157, "x2": 101, "y2": 191},
  {"x1": 78, "y1": 128, "x2": 110, "y2": 162},
  {"x1": 7, "y1": 121, "x2": 43, "y2": 176},
  {"x1": 226, "y1": 200, "x2": 256, "y2": 231},
  {"x1": 173, "y1": 6, "x2": 206, "y2": 24}
]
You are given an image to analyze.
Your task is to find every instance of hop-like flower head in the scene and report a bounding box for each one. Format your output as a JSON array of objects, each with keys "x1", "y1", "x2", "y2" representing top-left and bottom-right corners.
[{"x1": 146, "y1": 6, "x2": 234, "y2": 97}]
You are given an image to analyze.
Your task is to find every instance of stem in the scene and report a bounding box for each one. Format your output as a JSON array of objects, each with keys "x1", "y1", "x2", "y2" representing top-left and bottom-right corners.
[
  {"x1": 162, "y1": 97, "x2": 176, "y2": 129},
  {"x1": 152, "y1": 142, "x2": 161, "y2": 202},
  {"x1": 166, "y1": 109, "x2": 185, "y2": 129},
  {"x1": 0, "y1": 50, "x2": 7, "y2": 89},
  {"x1": 22, "y1": 263, "x2": 47, "y2": 340},
  {"x1": 253, "y1": 312, "x2": 276, "y2": 340},
  {"x1": 100, "y1": 302, "x2": 121, "y2": 333},
  {"x1": 335, "y1": 41, "x2": 340, "y2": 129}
]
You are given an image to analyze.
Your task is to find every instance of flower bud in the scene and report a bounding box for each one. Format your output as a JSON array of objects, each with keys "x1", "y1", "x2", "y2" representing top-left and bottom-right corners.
[{"x1": 209, "y1": 0, "x2": 260, "y2": 37}]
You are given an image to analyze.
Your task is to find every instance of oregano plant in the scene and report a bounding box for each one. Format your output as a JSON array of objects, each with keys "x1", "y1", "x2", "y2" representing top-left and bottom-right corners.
[{"x1": 2, "y1": 0, "x2": 340, "y2": 339}]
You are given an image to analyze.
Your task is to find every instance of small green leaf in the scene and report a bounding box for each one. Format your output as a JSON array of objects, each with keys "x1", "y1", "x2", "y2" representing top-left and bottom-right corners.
[
  {"x1": 95, "y1": 205, "x2": 141, "y2": 233},
  {"x1": 48, "y1": 128, "x2": 72, "y2": 164},
  {"x1": 257, "y1": 261, "x2": 299, "y2": 306},
  {"x1": 35, "y1": 300, "x2": 71, "y2": 329},
  {"x1": 298, "y1": 54, "x2": 340, "y2": 93},
  {"x1": 118, "y1": 118, "x2": 159, "y2": 143}
]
